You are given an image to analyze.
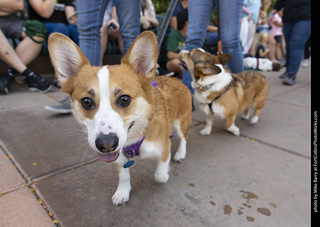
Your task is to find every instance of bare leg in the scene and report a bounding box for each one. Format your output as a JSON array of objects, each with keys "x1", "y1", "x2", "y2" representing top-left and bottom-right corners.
[
  {"x1": 166, "y1": 59, "x2": 183, "y2": 74},
  {"x1": 15, "y1": 33, "x2": 42, "y2": 66},
  {"x1": 0, "y1": 30, "x2": 26, "y2": 73},
  {"x1": 268, "y1": 34, "x2": 278, "y2": 63}
]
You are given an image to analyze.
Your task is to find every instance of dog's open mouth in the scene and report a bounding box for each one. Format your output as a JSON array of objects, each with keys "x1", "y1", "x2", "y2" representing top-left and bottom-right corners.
[
  {"x1": 179, "y1": 60, "x2": 188, "y2": 70},
  {"x1": 97, "y1": 150, "x2": 120, "y2": 163}
]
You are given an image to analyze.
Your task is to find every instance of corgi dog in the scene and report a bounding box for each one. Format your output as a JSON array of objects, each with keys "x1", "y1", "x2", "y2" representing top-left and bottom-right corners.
[
  {"x1": 179, "y1": 48, "x2": 268, "y2": 136},
  {"x1": 48, "y1": 32, "x2": 192, "y2": 206}
]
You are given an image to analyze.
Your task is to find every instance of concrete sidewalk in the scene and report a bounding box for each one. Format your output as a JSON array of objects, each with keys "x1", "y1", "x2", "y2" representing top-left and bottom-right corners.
[{"x1": 0, "y1": 65, "x2": 311, "y2": 227}]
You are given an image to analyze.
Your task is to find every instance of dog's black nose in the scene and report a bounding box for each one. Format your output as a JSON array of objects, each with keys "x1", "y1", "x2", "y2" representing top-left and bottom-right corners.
[{"x1": 95, "y1": 133, "x2": 119, "y2": 153}]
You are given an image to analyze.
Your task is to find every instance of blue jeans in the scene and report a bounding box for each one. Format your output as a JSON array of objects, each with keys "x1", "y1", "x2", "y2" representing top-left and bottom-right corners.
[
  {"x1": 182, "y1": 0, "x2": 244, "y2": 94},
  {"x1": 76, "y1": 0, "x2": 141, "y2": 66},
  {"x1": 283, "y1": 20, "x2": 311, "y2": 78},
  {"x1": 44, "y1": 23, "x2": 79, "y2": 45}
]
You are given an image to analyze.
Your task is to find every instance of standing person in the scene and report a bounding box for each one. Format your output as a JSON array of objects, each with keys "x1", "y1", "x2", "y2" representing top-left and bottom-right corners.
[
  {"x1": 182, "y1": 0, "x2": 244, "y2": 94},
  {"x1": 273, "y1": 0, "x2": 311, "y2": 86},
  {"x1": 28, "y1": 0, "x2": 79, "y2": 45},
  {"x1": 240, "y1": 0, "x2": 261, "y2": 54},
  {"x1": 270, "y1": 9, "x2": 283, "y2": 61},
  {"x1": 45, "y1": 0, "x2": 141, "y2": 113},
  {"x1": 77, "y1": 0, "x2": 141, "y2": 66}
]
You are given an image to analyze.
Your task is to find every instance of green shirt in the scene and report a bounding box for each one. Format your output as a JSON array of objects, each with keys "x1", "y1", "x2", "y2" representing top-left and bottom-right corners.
[{"x1": 161, "y1": 30, "x2": 186, "y2": 66}]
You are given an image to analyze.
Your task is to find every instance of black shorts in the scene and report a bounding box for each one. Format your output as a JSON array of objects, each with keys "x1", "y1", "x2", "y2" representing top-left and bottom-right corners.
[{"x1": 274, "y1": 35, "x2": 282, "y2": 43}]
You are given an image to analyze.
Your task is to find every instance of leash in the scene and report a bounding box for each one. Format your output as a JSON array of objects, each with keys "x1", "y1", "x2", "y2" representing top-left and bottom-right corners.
[{"x1": 156, "y1": 0, "x2": 179, "y2": 55}]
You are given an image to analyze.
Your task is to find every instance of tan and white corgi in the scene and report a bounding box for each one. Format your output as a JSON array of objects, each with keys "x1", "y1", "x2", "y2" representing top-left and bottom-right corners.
[
  {"x1": 180, "y1": 48, "x2": 268, "y2": 136},
  {"x1": 48, "y1": 32, "x2": 192, "y2": 206}
]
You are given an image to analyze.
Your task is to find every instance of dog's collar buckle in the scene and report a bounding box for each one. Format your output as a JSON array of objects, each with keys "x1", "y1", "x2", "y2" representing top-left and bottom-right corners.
[
  {"x1": 123, "y1": 136, "x2": 146, "y2": 168},
  {"x1": 196, "y1": 82, "x2": 215, "y2": 93}
]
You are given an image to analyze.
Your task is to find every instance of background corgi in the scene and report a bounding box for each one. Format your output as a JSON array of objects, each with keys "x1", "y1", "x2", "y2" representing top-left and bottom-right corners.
[
  {"x1": 48, "y1": 32, "x2": 192, "y2": 206},
  {"x1": 180, "y1": 48, "x2": 268, "y2": 136}
]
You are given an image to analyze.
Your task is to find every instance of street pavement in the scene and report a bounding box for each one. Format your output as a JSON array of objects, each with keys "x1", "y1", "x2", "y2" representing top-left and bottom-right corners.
[{"x1": 0, "y1": 65, "x2": 311, "y2": 227}]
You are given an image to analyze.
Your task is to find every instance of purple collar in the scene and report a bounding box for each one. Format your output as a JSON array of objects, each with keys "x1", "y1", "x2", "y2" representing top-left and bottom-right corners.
[
  {"x1": 152, "y1": 79, "x2": 158, "y2": 88},
  {"x1": 123, "y1": 80, "x2": 156, "y2": 159},
  {"x1": 123, "y1": 136, "x2": 146, "y2": 158}
]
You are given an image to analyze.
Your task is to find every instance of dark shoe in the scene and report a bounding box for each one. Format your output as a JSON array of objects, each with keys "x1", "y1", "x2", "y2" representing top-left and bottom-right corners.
[
  {"x1": 279, "y1": 72, "x2": 288, "y2": 79},
  {"x1": 53, "y1": 78, "x2": 61, "y2": 88},
  {"x1": 283, "y1": 74, "x2": 296, "y2": 86},
  {"x1": 44, "y1": 96, "x2": 73, "y2": 114},
  {"x1": 0, "y1": 71, "x2": 14, "y2": 94},
  {"x1": 156, "y1": 67, "x2": 174, "y2": 77},
  {"x1": 25, "y1": 72, "x2": 53, "y2": 93}
]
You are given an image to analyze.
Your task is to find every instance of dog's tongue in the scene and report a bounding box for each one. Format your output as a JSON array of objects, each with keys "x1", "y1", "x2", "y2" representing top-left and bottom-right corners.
[{"x1": 97, "y1": 151, "x2": 119, "y2": 163}]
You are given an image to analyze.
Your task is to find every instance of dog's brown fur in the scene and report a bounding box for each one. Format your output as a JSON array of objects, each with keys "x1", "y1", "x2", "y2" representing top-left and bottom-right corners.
[
  {"x1": 180, "y1": 48, "x2": 268, "y2": 136},
  {"x1": 48, "y1": 32, "x2": 192, "y2": 205}
]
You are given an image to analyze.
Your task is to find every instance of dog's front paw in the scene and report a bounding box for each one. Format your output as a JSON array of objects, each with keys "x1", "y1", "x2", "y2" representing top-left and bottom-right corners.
[
  {"x1": 227, "y1": 124, "x2": 240, "y2": 136},
  {"x1": 174, "y1": 148, "x2": 186, "y2": 163},
  {"x1": 112, "y1": 188, "x2": 130, "y2": 206},
  {"x1": 199, "y1": 126, "x2": 212, "y2": 136},
  {"x1": 250, "y1": 116, "x2": 259, "y2": 124},
  {"x1": 241, "y1": 113, "x2": 250, "y2": 120},
  {"x1": 155, "y1": 172, "x2": 169, "y2": 183}
]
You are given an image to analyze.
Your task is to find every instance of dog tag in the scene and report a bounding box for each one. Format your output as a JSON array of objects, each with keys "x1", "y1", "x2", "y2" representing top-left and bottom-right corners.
[{"x1": 123, "y1": 159, "x2": 135, "y2": 168}]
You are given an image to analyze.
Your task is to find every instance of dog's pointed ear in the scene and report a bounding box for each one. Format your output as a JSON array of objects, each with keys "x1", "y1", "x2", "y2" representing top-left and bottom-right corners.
[
  {"x1": 196, "y1": 62, "x2": 221, "y2": 75},
  {"x1": 121, "y1": 31, "x2": 158, "y2": 78},
  {"x1": 213, "y1": 53, "x2": 232, "y2": 65},
  {"x1": 48, "y1": 33, "x2": 90, "y2": 87}
]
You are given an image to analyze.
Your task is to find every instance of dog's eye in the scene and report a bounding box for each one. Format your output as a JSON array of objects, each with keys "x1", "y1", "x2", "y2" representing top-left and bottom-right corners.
[
  {"x1": 118, "y1": 95, "x2": 131, "y2": 107},
  {"x1": 81, "y1": 97, "x2": 94, "y2": 109}
]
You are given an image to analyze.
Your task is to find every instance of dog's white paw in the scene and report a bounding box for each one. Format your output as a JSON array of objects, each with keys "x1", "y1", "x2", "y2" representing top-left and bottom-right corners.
[
  {"x1": 174, "y1": 147, "x2": 186, "y2": 163},
  {"x1": 154, "y1": 171, "x2": 169, "y2": 183},
  {"x1": 228, "y1": 124, "x2": 240, "y2": 136},
  {"x1": 250, "y1": 116, "x2": 259, "y2": 124},
  {"x1": 241, "y1": 114, "x2": 250, "y2": 120},
  {"x1": 112, "y1": 188, "x2": 130, "y2": 206},
  {"x1": 173, "y1": 150, "x2": 186, "y2": 162},
  {"x1": 199, "y1": 126, "x2": 212, "y2": 136}
]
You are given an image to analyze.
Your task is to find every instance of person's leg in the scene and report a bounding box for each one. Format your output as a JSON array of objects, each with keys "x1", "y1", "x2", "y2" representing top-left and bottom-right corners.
[
  {"x1": 0, "y1": 29, "x2": 26, "y2": 73},
  {"x1": 285, "y1": 20, "x2": 311, "y2": 77},
  {"x1": 115, "y1": 0, "x2": 141, "y2": 55},
  {"x1": 267, "y1": 34, "x2": 278, "y2": 62},
  {"x1": 219, "y1": 0, "x2": 244, "y2": 73},
  {"x1": 182, "y1": 0, "x2": 215, "y2": 94},
  {"x1": 166, "y1": 59, "x2": 183, "y2": 74},
  {"x1": 204, "y1": 31, "x2": 218, "y2": 47},
  {"x1": 15, "y1": 33, "x2": 43, "y2": 66},
  {"x1": 185, "y1": 0, "x2": 215, "y2": 51},
  {"x1": 283, "y1": 23, "x2": 293, "y2": 72},
  {"x1": 77, "y1": 0, "x2": 109, "y2": 66},
  {"x1": 67, "y1": 24, "x2": 79, "y2": 45}
]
